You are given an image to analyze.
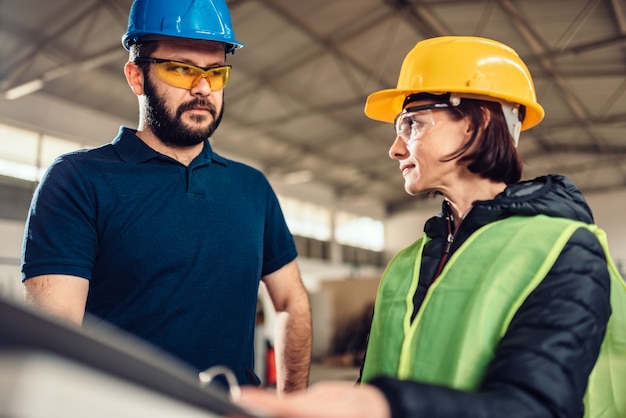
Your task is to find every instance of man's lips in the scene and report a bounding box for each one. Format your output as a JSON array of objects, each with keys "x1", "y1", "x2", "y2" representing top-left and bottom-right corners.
[
  {"x1": 179, "y1": 101, "x2": 216, "y2": 117},
  {"x1": 181, "y1": 107, "x2": 216, "y2": 120},
  {"x1": 186, "y1": 107, "x2": 212, "y2": 113}
]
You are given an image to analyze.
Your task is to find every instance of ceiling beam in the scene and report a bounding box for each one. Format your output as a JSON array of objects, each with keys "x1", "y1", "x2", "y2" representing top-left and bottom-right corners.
[
  {"x1": 497, "y1": 0, "x2": 607, "y2": 154},
  {"x1": 0, "y1": 2, "x2": 105, "y2": 93},
  {"x1": 2, "y1": 47, "x2": 125, "y2": 100}
]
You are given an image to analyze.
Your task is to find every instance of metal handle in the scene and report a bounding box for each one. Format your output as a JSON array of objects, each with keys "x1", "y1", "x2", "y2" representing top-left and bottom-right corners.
[{"x1": 198, "y1": 365, "x2": 241, "y2": 401}]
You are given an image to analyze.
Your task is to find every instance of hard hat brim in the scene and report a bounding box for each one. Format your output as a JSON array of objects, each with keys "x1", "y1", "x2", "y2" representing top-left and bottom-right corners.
[
  {"x1": 122, "y1": 33, "x2": 245, "y2": 53},
  {"x1": 364, "y1": 88, "x2": 545, "y2": 131}
]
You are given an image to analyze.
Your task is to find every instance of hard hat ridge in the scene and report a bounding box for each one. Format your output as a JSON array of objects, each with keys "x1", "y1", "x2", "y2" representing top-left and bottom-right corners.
[
  {"x1": 364, "y1": 36, "x2": 544, "y2": 131},
  {"x1": 122, "y1": 0, "x2": 245, "y2": 53}
]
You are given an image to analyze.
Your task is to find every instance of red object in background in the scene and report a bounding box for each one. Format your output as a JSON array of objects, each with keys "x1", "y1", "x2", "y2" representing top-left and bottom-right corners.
[{"x1": 265, "y1": 340, "x2": 276, "y2": 386}]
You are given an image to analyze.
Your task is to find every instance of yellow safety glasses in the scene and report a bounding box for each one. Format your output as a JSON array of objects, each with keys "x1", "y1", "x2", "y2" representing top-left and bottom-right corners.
[{"x1": 135, "y1": 57, "x2": 231, "y2": 90}]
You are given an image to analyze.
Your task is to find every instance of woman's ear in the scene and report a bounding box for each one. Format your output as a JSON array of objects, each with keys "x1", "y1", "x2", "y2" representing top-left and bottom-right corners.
[
  {"x1": 461, "y1": 112, "x2": 474, "y2": 136},
  {"x1": 124, "y1": 61, "x2": 144, "y2": 96},
  {"x1": 480, "y1": 105, "x2": 492, "y2": 131}
]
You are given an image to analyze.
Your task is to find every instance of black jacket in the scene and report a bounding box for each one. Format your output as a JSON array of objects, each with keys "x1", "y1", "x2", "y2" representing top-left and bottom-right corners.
[{"x1": 368, "y1": 175, "x2": 611, "y2": 418}]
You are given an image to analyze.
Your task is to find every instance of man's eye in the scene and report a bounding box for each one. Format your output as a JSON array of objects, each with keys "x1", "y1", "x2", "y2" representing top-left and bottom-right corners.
[
  {"x1": 178, "y1": 67, "x2": 195, "y2": 75},
  {"x1": 166, "y1": 64, "x2": 195, "y2": 76}
]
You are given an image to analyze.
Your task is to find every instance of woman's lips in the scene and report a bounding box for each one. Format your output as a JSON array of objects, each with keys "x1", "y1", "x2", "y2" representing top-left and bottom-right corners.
[{"x1": 400, "y1": 164, "x2": 414, "y2": 176}]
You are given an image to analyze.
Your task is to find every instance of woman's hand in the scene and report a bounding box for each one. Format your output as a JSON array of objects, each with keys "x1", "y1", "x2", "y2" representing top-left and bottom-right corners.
[{"x1": 237, "y1": 381, "x2": 391, "y2": 418}]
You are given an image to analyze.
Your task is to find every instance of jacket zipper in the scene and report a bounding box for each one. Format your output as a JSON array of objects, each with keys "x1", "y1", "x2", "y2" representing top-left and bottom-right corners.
[
  {"x1": 433, "y1": 209, "x2": 456, "y2": 280},
  {"x1": 433, "y1": 232, "x2": 454, "y2": 280}
]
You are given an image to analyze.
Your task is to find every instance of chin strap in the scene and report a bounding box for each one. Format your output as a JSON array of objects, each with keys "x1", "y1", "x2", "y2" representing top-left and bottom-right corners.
[{"x1": 500, "y1": 101, "x2": 522, "y2": 147}]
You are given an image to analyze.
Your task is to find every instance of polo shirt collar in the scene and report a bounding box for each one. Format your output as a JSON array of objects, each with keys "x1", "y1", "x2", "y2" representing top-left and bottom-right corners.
[{"x1": 112, "y1": 126, "x2": 228, "y2": 166}]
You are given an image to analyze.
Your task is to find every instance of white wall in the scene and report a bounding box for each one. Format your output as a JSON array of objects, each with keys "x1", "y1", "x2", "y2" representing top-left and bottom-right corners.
[
  {"x1": 0, "y1": 219, "x2": 25, "y2": 301},
  {"x1": 384, "y1": 199, "x2": 441, "y2": 257},
  {"x1": 587, "y1": 190, "x2": 626, "y2": 272}
]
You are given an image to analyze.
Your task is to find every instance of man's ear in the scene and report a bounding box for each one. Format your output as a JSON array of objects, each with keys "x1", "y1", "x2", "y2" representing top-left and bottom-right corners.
[{"x1": 124, "y1": 61, "x2": 144, "y2": 96}]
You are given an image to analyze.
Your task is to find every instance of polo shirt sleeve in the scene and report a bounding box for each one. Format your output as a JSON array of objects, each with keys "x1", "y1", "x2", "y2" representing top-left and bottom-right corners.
[
  {"x1": 261, "y1": 182, "x2": 298, "y2": 276},
  {"x1": 22, "y1": 153, "x2": 98, "y2": 281}
]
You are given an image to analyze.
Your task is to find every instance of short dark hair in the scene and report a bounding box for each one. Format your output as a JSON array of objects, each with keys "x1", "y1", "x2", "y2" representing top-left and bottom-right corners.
[
  {"x1": 128, "y1": 39, "x2": 228, "y2": 62},
  {"x1": 129, "y1": 42, "x2": 159, "y2": 62},
  {"x1": 443, "y1": 98, "x2": 523, "y2": 185},
  {"x1": 128, "y1": 42, "x2": 160, "y2": 77}
]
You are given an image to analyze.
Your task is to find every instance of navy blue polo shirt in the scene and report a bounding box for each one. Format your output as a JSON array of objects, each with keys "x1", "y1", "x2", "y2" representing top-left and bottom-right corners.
[{"x1": 22, "y1": 127, "x2": 297, "y2": 383}]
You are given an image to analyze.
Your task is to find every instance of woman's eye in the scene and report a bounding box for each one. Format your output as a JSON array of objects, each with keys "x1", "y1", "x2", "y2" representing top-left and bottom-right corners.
[{"x1": 408, "y1": 117, "x2": 424, "y2": 130}]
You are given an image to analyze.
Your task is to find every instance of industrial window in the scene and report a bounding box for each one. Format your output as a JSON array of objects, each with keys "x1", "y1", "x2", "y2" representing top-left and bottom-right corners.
[
  {"x1": 0, "y1": 122, "x2": 82, "y2": 182},
  {"x1": 278, "y1": 196, "x2": 332, "y2": 241},
  {"x1": 335, "y1": 211, "x2": 384, "y2": 251},
  {"x1": 279, "y1": 195, "x2": 385, "y2": 252}
]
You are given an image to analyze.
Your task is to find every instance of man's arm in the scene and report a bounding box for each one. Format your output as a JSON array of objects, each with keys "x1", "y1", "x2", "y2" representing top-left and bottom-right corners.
[
  {"x1": 262, "y1": 259, "x2": 311, "y2": 394},
  {"x1": 23, "y1": 274, "x2": 89, "y2": 326}
]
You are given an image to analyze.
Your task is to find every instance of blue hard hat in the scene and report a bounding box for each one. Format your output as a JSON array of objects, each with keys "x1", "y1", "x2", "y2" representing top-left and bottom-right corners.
[{"x1": 122, "y1": 0, "x2": 245, "y2": 53}]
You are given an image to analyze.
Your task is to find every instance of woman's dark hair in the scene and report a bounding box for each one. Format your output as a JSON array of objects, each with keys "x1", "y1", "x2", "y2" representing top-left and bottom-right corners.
[{"x1": 443, "y1": 97, "x2": 523, "y2": 185}]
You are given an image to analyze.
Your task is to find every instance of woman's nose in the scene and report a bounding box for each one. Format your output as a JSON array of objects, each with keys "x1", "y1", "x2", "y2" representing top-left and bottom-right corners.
[{"x1": 389, "y1": 135, "x2": 408, "y2": 160}]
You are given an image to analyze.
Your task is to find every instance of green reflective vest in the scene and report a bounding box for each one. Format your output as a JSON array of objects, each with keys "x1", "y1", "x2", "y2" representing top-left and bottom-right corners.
[{"x1": 361, "y1": 215, "x2": 626, "y2": 417}]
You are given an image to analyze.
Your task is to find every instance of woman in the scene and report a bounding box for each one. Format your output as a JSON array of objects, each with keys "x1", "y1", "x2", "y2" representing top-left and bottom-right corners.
[{"x1": 238, "y1": 36, "x2": 625, "y2": 418}]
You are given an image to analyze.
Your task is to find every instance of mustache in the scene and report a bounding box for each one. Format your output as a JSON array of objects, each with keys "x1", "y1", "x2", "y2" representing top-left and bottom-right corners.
[{"x1": 176, "y1": 99, "x2": 217, "y2": 118}]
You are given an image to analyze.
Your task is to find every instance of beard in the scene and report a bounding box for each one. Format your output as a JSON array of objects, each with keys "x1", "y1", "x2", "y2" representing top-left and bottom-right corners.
[{"x1": 142, "y1": 74, "x2": 224, "y2": 147}]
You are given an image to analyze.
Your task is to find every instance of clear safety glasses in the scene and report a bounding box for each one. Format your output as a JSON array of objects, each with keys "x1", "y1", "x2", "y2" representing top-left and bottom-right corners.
[
  {"x1": 393, "y1": 102, "x2": 451, "y2": 145},
  {"x1": 135, "y1": 57, "x2": 232, "y2": 90}
]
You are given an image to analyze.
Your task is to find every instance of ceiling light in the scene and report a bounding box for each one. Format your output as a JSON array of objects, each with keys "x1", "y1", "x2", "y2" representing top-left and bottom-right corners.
[{"x1": 3, "y1": 79, "x2": 44, "y2": 100}]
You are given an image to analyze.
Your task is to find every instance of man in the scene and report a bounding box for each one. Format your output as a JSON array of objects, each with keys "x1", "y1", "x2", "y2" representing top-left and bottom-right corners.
[{"x1": 21, "y1": 0, "x2": 311, "y2": 393}]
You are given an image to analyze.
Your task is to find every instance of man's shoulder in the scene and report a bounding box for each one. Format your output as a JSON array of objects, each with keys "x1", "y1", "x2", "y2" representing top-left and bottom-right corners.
[
  {"x1": 215, "y1": 153, "x2": 269, "y2": 181},
  {"x1": 53, "y1": 143, "x2": 118, "y2": 170}
]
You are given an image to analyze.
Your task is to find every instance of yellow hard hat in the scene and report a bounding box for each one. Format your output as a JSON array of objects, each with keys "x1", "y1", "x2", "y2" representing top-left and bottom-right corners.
[{"x1": 364, "y1": 36, "x2": 545, "y2": 131}]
